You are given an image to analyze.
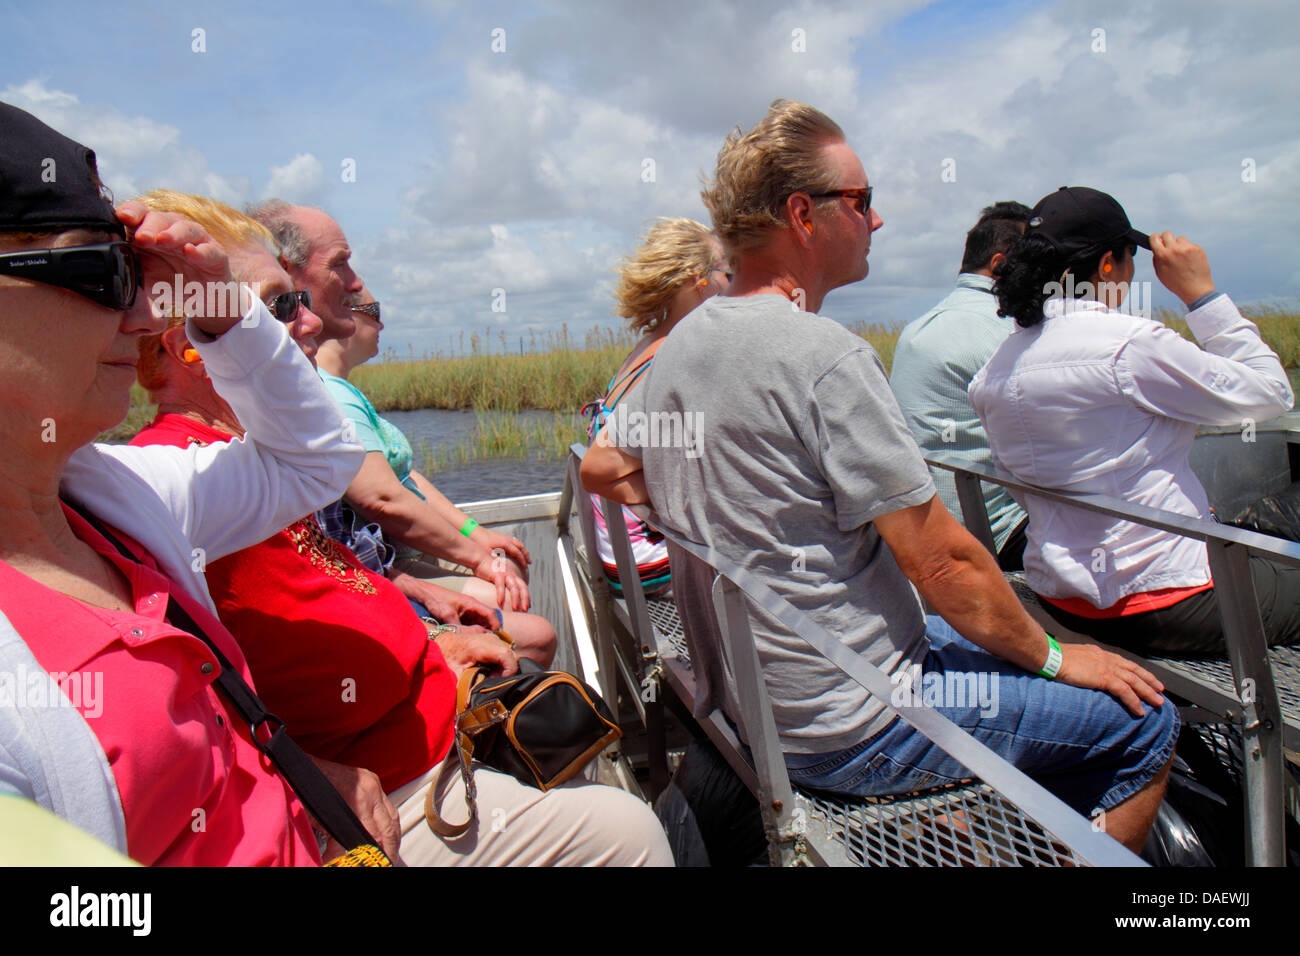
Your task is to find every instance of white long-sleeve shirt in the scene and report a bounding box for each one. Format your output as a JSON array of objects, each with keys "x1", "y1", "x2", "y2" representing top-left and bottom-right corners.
[
  {"x1": 969, "y1": 293, "x2": 1293, "y2": 608},
  {"x1": 60, "y1": 307, "x2": 365, "y2": 615},
  {"x1": 1, "y1": 303, "x2": 364, "y2": 850}
]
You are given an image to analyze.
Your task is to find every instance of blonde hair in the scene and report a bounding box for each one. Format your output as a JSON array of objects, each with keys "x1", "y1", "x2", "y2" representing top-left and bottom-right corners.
[
  {"x1": 134, "y1": 190, "x2": 280, "y2": 392},
  {"x1": 701, "y1": 99, "x2": 845, "y2": 254},
  {"x1": 135, "y1": 189, "x2": 279, "y2": 254},
  {"x1": 614, "y1": 218, "x2": 719, "y2": 333}
]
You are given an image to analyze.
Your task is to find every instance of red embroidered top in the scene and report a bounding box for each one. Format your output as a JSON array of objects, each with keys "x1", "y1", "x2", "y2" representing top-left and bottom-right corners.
[{"x1": 132, "y1": 414, "x2": 457, "y2": 792}]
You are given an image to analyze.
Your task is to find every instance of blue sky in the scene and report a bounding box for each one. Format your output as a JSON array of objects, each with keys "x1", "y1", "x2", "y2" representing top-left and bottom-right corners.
[{"x1": 4, "y1": 0, "x2": 1298, "y2": 358}]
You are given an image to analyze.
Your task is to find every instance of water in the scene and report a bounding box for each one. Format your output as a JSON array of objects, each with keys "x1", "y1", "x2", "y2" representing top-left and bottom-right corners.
[{"x1": 382, "y1": 408, "x2": 570, "y2": 503}]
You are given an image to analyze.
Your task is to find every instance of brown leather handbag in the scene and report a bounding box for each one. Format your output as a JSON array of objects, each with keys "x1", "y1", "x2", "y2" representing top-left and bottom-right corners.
[{"x1": 425, "y1": 659, "x2": 621, "y2": 837}]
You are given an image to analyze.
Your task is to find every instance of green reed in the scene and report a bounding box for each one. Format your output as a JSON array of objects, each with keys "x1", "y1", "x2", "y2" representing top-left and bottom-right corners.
[
  {"x1": 97, "y1": 306, "x2": 1300, "y2": 450},
  {"x1": 416, "y1": 412, "x2": 589, "y2": 473},
  {"x1": 351, "y1": 324, "x2": 638, "y2": 413}
]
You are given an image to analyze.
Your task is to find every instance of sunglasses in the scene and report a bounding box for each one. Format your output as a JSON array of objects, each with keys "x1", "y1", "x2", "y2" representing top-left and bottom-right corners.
[
  {"x1": 266, "y1": 289, "x2": 312, "y2": 322},
  {"x1": 351, "y1": 301, "x2": 381, "y2": 321},
  {"x1": 0, "y1": 241, "x2": 141, "y2": 310},
  {"x1": 809, "y1": 186, "x2": 873, "y2": 217}
]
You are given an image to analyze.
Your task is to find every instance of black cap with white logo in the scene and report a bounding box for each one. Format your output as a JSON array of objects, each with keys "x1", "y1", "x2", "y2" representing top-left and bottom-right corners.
[
  {"x1": 0, "y1": 101, "x2": 123, "y2": 237},
  {"x1": 1025, "y1": 186, "x2": 1149, "y2": 259}
]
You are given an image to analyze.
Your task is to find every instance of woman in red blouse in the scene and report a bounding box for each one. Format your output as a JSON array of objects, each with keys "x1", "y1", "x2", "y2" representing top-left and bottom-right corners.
[{"x1": 123, "y1": 191, "x2": 672, "y2": 867}]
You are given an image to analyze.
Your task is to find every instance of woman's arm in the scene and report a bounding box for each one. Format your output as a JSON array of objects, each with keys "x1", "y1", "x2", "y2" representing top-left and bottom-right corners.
[
  {"x1": 580, "y1": 436, "x2": 649, "y2": 506},
  {"x1": 346, "y1": 454, "x2": 530, "y2": 610},
  {"x1": 87, "y1": 306, "x2": 365, "y2": 562},
  {"x1": 1125, "y1": 232, "x2": 1295, "y2": 424},
  {"x1": 408, "y1": 469, "x2": 530, "y2": 571}
]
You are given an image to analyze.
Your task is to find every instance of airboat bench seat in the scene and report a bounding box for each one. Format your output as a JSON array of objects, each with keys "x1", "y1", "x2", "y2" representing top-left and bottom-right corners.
[
  {"x1": 928, "y1": 451, "x2": 1300, "y2": 865},
  {"x1": 560, "y1": 445, "x2": 1141, "y2": 866},
  {"x1": 1001, "y1": 573, "x2": 1300, "y2": 750}
]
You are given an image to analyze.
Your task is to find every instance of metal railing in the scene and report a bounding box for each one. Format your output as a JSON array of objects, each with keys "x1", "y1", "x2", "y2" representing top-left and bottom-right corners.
[
  {"x1": 560, "y1": 445, "x2": 1145, "y2": 867},
  {"x1": 929, "y1": 450, "x2": 1300, "y2": 866}
]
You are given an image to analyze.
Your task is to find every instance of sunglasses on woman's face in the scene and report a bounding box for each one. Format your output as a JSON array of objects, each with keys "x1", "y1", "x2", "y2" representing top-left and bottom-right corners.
[
  {"x1": 351, "y1": 301, "x2": 381, "y2": 322},
  {"x1": 265, "y1": 289, "x2": 312, "y2": 322},
  {"x1": 0, "y1": 241, "x2": 141, "y2": 310}
]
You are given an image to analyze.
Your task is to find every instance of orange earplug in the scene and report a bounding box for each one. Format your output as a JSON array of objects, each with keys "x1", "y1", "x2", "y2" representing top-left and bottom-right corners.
[{"x1": 182, "y1": 348, "x2": 201, "y2": 364}]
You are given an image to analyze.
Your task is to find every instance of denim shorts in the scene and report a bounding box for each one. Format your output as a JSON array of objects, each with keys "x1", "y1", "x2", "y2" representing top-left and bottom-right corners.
[{"x1": 784, "y1": 616, "x2": 1179, "y2": 816}]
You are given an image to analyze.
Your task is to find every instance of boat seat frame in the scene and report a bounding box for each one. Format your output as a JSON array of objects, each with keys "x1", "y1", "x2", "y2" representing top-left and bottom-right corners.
[
  {"x1": 928, "y1": 450, "x2": 1300, "y2": 866},
  {"x1": 559, "y1": 445, "x2": 1142, "y2": 867}
]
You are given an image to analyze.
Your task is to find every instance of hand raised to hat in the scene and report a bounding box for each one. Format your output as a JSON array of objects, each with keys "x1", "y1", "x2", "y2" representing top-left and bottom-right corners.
[
  {"x1": 1150, "y1": 231, "x2": 1215, "y2": 307},
  {"x1": 115, "y1": 200, "x2": 246, "y2": 337}
]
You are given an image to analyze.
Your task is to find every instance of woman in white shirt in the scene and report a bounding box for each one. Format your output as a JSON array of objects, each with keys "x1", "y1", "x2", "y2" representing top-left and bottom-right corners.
[{"x1": 970, "y1": 186, "x2": 1299, "y2": 655}]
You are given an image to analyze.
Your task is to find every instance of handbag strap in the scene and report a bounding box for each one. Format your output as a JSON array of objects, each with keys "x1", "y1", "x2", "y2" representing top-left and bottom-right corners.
[
  {"x1": 62, "y1": 498, "x2": 378, "y2": 853},
  {"x1": 424, "y1": 665, "x2": 510, "y2": 838}
]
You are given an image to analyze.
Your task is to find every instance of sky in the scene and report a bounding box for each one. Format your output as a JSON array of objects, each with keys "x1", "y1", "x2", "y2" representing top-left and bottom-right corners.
[{"x1": 3, "y1": 0, "x2": 1298, "y2": 359}]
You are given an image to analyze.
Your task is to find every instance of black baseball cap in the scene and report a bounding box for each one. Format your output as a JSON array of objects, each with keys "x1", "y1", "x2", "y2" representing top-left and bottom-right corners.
[
  {"x1": 0, "y1": 101, "x2": 123, "y2": 238},
  {"x1": 1025, "y1": 186, "x2": 1149, "y2": 260}
]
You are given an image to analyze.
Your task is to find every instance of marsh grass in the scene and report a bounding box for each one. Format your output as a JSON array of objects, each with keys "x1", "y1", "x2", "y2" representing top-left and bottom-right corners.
[
  {"x1": 97, "y1": 383, "x2": 157, "y2": 444},
  {"x1": 352, "y1": 325, "x2": 637, "y2": 412},
  {"x1": 416, "y1": 412, "x2": 589, "y2": 474},
  {"x1": 97, "y1": 305, "x2": 1300, "y2": 458}
]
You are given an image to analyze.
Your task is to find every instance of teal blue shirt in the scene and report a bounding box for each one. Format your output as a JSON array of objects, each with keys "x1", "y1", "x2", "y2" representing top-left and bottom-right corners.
[
  {"x1": 889, "y1": 273, "x2": 1026, "y2": 550},
  {"x1": 318, "y1": 369, "x2": 425, "y2": 502}
]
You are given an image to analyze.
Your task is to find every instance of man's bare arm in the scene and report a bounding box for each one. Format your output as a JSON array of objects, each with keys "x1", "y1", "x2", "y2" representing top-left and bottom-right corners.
[{"x1": 874, "y1": 495, "x2": 1165, "y2": 716}]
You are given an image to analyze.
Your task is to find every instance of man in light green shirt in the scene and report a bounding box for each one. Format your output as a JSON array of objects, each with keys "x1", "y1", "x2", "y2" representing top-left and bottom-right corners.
[{"x1": 890, "y1": 201, "x2": 1031, "y2": 569}]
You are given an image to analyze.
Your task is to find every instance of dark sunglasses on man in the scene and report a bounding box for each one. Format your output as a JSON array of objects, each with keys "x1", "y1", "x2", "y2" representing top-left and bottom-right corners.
[
  {"x1": 0, "y1": 240, "x2": 141, "y2": 310},
  {"x1": 809, "y1": 186, "x2": 873, "y2": 217},
  {"x1": 265, "y1": 289, "x2": 312, "y2": 322}
]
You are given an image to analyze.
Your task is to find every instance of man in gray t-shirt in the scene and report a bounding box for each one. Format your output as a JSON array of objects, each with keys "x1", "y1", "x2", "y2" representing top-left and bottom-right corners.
[
  {"x1": 582, "y1": 100, "x2": 1176, "y2": 853},
  {"x1": 614, "y1": 293, "x2": 935, "y2": 752}
]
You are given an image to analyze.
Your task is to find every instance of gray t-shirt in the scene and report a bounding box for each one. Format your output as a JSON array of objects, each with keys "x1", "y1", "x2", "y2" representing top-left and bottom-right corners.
[{"x1": 625, "y1": 294, "x2": 936, "y2": 753}]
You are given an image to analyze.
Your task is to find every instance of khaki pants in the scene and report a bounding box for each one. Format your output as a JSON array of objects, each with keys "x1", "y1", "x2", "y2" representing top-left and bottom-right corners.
[{"x1": 389, "y1": 756, "x2": 674, "y2": 867}]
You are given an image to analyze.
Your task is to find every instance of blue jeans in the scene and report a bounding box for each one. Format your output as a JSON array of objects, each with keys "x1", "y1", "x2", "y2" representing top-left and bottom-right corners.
[{"x1": 784, "y1": 617, "x2": 1179, "y2": 816}]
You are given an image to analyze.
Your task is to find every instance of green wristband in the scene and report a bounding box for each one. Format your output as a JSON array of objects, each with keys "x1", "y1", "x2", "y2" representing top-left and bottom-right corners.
[
  {"x1": 459, "y1": 517, "x2": 480, "y2": 538},
  {"x1": 1038, "y1": 634, "x2": 1062, "y2": 680}
]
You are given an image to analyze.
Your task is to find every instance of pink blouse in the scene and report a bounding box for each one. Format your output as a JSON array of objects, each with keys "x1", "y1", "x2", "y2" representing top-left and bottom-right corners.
[{"x1": 0, "y1": 504, "x2": 320, "y2": 866}]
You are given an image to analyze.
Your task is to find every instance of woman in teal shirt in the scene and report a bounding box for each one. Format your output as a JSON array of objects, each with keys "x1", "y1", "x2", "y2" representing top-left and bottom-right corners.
[{"x1": 316, "y1": 293, "x2": 535, "y2": 616}]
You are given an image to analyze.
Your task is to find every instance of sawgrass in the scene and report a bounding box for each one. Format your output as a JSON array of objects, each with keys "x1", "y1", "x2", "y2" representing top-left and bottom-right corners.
[{"x1": 96, "y1": 305, "x2": 1300, "y2": 451}]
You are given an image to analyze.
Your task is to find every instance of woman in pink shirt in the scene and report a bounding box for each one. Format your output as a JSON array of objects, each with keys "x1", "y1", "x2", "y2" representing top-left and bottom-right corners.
[{"x1": 0, "y1": 103, "x2": 364, "y2": 865}]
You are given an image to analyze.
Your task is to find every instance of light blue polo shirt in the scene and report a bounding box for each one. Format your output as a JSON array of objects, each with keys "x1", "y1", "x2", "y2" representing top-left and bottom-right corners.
[{"x1": 890, "y1": 273, "x2": 1026, "y2": 550}]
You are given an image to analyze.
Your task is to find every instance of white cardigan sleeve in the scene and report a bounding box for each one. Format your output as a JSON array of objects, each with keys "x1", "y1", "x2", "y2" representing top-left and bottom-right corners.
[{"x1": 63, "y1": 300, "x2": 365, "y2": 571}]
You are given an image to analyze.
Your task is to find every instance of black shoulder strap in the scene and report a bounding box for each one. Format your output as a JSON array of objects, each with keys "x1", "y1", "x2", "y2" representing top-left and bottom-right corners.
[{"x1": 63, "y1": 498, "x2": 376, "y2": 853}]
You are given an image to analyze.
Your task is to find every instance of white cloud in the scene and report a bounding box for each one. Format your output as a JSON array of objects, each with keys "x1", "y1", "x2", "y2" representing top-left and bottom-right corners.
[
  {"x1": 262, "y1": 153, "x2": 326, "y2": 203},
  {"x1": 1, "y1": 79, "x2": 247, "y2": 204},
  {"x1": 7, "y1": 0, "x2": 1299, "y2": 357}
]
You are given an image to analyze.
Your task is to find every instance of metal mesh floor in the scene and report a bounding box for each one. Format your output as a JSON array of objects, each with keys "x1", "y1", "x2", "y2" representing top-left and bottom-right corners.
[
  {"x1": 800, "y1": 781, "x2": 1087, "y2": 867},
  {"x1": 1006, "y1": 573, "x2": 1300, "y2": 735},
  {"x1": 646, "y1": 596, "x2": 692, "y2": 670},
  {"x1": 1151, "y1": 648, "x2": 1300, "y2": 724}
]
